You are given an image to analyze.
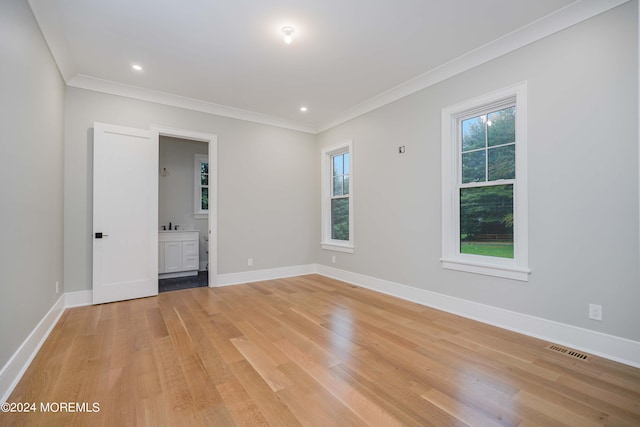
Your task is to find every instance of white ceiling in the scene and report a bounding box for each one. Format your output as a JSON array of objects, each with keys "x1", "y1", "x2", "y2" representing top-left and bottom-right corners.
[{"x1": 28, "y1": 0, "x2": 625, "y2": 133}]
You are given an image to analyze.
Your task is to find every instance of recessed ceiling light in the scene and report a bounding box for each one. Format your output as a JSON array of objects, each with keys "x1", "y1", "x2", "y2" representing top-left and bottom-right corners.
[
  {"x1": 282, "y1": 26, "x2": 294, "y2": 44},
  {"x1": 132, "y1": 64, "x2": 143, "y2": 71},
  {"x1": 300, "y1": 106, "x2": 308, "y2": 112}
]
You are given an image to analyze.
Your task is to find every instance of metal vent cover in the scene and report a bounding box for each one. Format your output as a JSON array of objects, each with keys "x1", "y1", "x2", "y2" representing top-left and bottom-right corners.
[{"x1": 547, "y1": 344, "x2": 591, "y2": 361}]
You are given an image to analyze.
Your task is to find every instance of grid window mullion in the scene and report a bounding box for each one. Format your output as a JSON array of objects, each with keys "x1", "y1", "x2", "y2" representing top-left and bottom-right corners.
[{"x1": 484, "y1": 120, "x2": 489, "y2": 182}]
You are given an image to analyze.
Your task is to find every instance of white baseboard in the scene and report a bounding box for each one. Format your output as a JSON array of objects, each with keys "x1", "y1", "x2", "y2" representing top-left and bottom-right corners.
[
  {"x1": 316, "y1": 265, "x2": 640, "y2": 368},
  {"x1": 0, "y1": 295, "x2": 65, "y2": 403},
  {"x1": 64, "y1": 290, "x2": 92, "y2": 308},
  {"x1": 215, "y1": 264, "x2": 317, "y2": 287}
]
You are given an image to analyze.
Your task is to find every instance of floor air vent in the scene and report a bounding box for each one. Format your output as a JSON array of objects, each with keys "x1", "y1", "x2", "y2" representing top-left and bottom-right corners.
[{"x1": 547, "y1": 344, "x2": 590, "y2": 361}]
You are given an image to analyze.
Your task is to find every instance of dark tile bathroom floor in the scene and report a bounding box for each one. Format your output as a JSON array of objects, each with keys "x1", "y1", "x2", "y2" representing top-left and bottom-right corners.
[{"x1": 158, "y1": 271, "x2": 208, "y2": 293}]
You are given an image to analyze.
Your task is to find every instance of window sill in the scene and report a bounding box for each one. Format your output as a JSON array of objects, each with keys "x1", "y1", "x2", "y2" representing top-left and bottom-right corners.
[
  {"x1": 440, "y1": 257, "x2": 530, "y2": 282},
  {"x1": 194, "y1": 213, "x2": 208, "y2": 220},
  {"x1": 321, "y1": 243, "x2": 354, "y2": 253}
]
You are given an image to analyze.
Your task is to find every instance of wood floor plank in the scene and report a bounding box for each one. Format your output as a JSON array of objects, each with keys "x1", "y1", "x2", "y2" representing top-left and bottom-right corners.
[
  {"x1": 230, "y1": 334, "x2": 293, "y2": 392},
  {"x1": 272, "y1": 334, "x2": 405, "y2": 426},
  {"x1": 514, "y1": 390, "x2": 606, "y2": 427},
  {"x1": 229, "y1": 360, "x2": 301, "y2": 426},
  {"x1": 421, "y1": 387, "x2": 506, "y2": 427},
  {"x1": 152, "y1": 335, "x2": 195, "y2": 417},
  {"x1": 2, "y1": 274, "x2": 639, "y2": 426},
  {"x1": 330, "y1": 362, "x2": 448, "y2": 427},
  {"x1": 554, "y1": 370, "x2": 640, "y2": 419},
  {"x1": 276, "y1": 362, "x2": 368, "y2": 427},
  {"x1": 216, "y1": 376, "x2": 270, "y2": 426}
]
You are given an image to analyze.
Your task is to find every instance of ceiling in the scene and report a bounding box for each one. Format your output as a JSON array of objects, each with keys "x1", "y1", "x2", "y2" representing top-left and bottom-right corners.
[{"x1": 28, "y1": 0, "x2": 622, "y2": 133}]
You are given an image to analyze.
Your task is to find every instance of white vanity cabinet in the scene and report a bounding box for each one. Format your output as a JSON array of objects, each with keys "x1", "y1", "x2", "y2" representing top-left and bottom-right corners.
[{"x1": 158, "y1": 231, "x2": 199, "y2": 278}]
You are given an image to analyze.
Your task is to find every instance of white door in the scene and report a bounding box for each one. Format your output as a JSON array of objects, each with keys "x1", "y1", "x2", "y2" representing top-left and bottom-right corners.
[{"x1": 93, "y1": 123, "x2": 158, "y2": 304}]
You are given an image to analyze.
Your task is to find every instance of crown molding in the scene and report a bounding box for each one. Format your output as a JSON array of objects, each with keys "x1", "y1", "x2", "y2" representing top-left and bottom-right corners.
[
  {"x1": 67, "y1": 75, "x2": 318, "y2": 134},
  {"x1": 31, "y1": 0, "x2": 629, "y2": 135},
  {"x1": 28, "y1": 0, "x2": 75, "y2": 81},
  {"x1": 316, "y1": 0, "x2": 631, "y2": 133}
]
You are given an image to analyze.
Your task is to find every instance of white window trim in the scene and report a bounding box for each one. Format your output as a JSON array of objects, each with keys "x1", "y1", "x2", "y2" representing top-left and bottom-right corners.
[
  {"x1": 441, "y1": 82, "x2": 530, "y2": 281},
  {"x1": 194, "y1": 153, "x2": 208, "y2": 219},
  {"x1": 321, "y1": 140, "x2": 354, "y2": 253}
]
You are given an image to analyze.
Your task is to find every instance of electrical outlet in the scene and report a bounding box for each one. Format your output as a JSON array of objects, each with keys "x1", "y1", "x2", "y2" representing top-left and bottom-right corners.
[
  {"x1": 55, "y1": 281, "x2": 59, "y2": 294},
  {"x1": 332, "y1": 255, "x2": 336, "y2": 264},
  {"x1": 588, "y1": 304, "x2": 602, "y2": 321},
  {"x1": 248, "y1": 258, "x2": 253, "y2": 267}
]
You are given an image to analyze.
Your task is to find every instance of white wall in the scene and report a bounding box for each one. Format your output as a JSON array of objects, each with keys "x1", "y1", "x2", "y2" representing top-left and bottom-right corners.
[
  {"x1": 159, "y1": 136, "x2": 209, "y2": 267},
  {"x1": 0, "y1": 0, "x2": 65, "y2": 368},
  {"x1": 64, "y1": 88, "x2": 319, "y2": 292},
  {"x1": 317, "y1": 2, "x2": 640, "y2": 341}
]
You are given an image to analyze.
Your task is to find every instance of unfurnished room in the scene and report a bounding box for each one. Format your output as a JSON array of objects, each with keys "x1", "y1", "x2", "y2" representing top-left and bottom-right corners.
[{"x1": 1, "y1": 0, "x2": 639, "y2": 425}]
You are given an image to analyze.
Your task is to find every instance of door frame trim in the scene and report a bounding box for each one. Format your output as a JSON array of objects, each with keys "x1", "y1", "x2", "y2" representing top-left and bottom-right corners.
[{"x1": 151, "y1": 126, "x2": 218, "y2": 286}]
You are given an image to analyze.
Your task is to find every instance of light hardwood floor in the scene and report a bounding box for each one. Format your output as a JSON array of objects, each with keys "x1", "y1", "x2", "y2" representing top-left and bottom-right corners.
[{"x1": 2, "y1": 274, "x2": 640, "y2": 426}]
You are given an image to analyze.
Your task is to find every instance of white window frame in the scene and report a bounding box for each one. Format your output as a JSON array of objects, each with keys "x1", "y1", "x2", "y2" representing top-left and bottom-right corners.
[
  {"x1": 321, "y1": 140, "x2": 354, "y2": 253},
  {"x1": 441, "y1": 82, "x2": 530, "y2": 281},
  {"x1": 194, "y1": 153, "x2": 208, "y2": 218}
]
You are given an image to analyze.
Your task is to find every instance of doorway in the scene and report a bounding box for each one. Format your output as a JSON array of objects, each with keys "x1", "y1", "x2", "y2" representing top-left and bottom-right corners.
[
  {"x1": 92, "y1": 123, "x2": 217, "y2": 304},
  {"x1": 153, "y1": 126, "x2": 218, "y2": 289},
  {"x1": 158, "y1": 136, "x2": 208, "y2": 292}
]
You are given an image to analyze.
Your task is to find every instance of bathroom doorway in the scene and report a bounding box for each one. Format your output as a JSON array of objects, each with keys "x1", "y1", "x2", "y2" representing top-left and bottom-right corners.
[{"x1": 153, "y1": 126, "x2": 217, "y2": 292}]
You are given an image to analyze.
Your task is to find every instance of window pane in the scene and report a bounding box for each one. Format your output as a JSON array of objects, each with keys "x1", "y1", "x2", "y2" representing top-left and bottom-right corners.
[
  {"x1": 460, "y1": 185, "x2": 513, "y2": 259},
  {"x1": 333, "y1": 154, "x2": 343, "y2": 176},
  {"x1": 333, "y1": 176, "x2": 343, "y2": 196},
  {"x1": 331, "y1": 198, "x2": 349, "y2": 241},
  {"x1": 343, "y1": 175, "x2": 349, "y2": 195},
  {"x1": 201, "y1": 162, "x2": 208, "y2": 174},
  {"x1": 462, "y1": 150, "x2": 486, "y2": 183},
  {"x1": 488, "y1": 145, "x2": 515, "y2": 181},
  {"x1": 343, "y1": 153, "x2": 350, "y2": 174},
  {"x1": 201, "y1": 188, "x2": 208, "y2": 211},
  {"x1": 462, "y1": 115, "x2": 486, "y2": 151},
  {"x1": 201, "y1": 173, "x2": 208, "y2": 186},
  {"x1": 487, "y1": 107, "x2": 515, "y2": 147}
]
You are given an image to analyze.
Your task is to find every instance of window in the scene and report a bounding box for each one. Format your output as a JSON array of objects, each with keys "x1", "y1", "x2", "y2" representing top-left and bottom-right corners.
[
  {"x1": 441, "y1": 83, "x2": 529, "y2": 281},
  {"x1": 322, "y1": 140, "x2": 354, "y2": 252},
  {"x1": 194, "y1": 154, "x2": 208, "y2": 218}
]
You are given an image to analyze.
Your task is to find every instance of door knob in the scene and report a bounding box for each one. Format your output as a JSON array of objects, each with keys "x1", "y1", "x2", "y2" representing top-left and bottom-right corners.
[{"x1": 95, "y1": 232, "x2": 109, "y2": 238}]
